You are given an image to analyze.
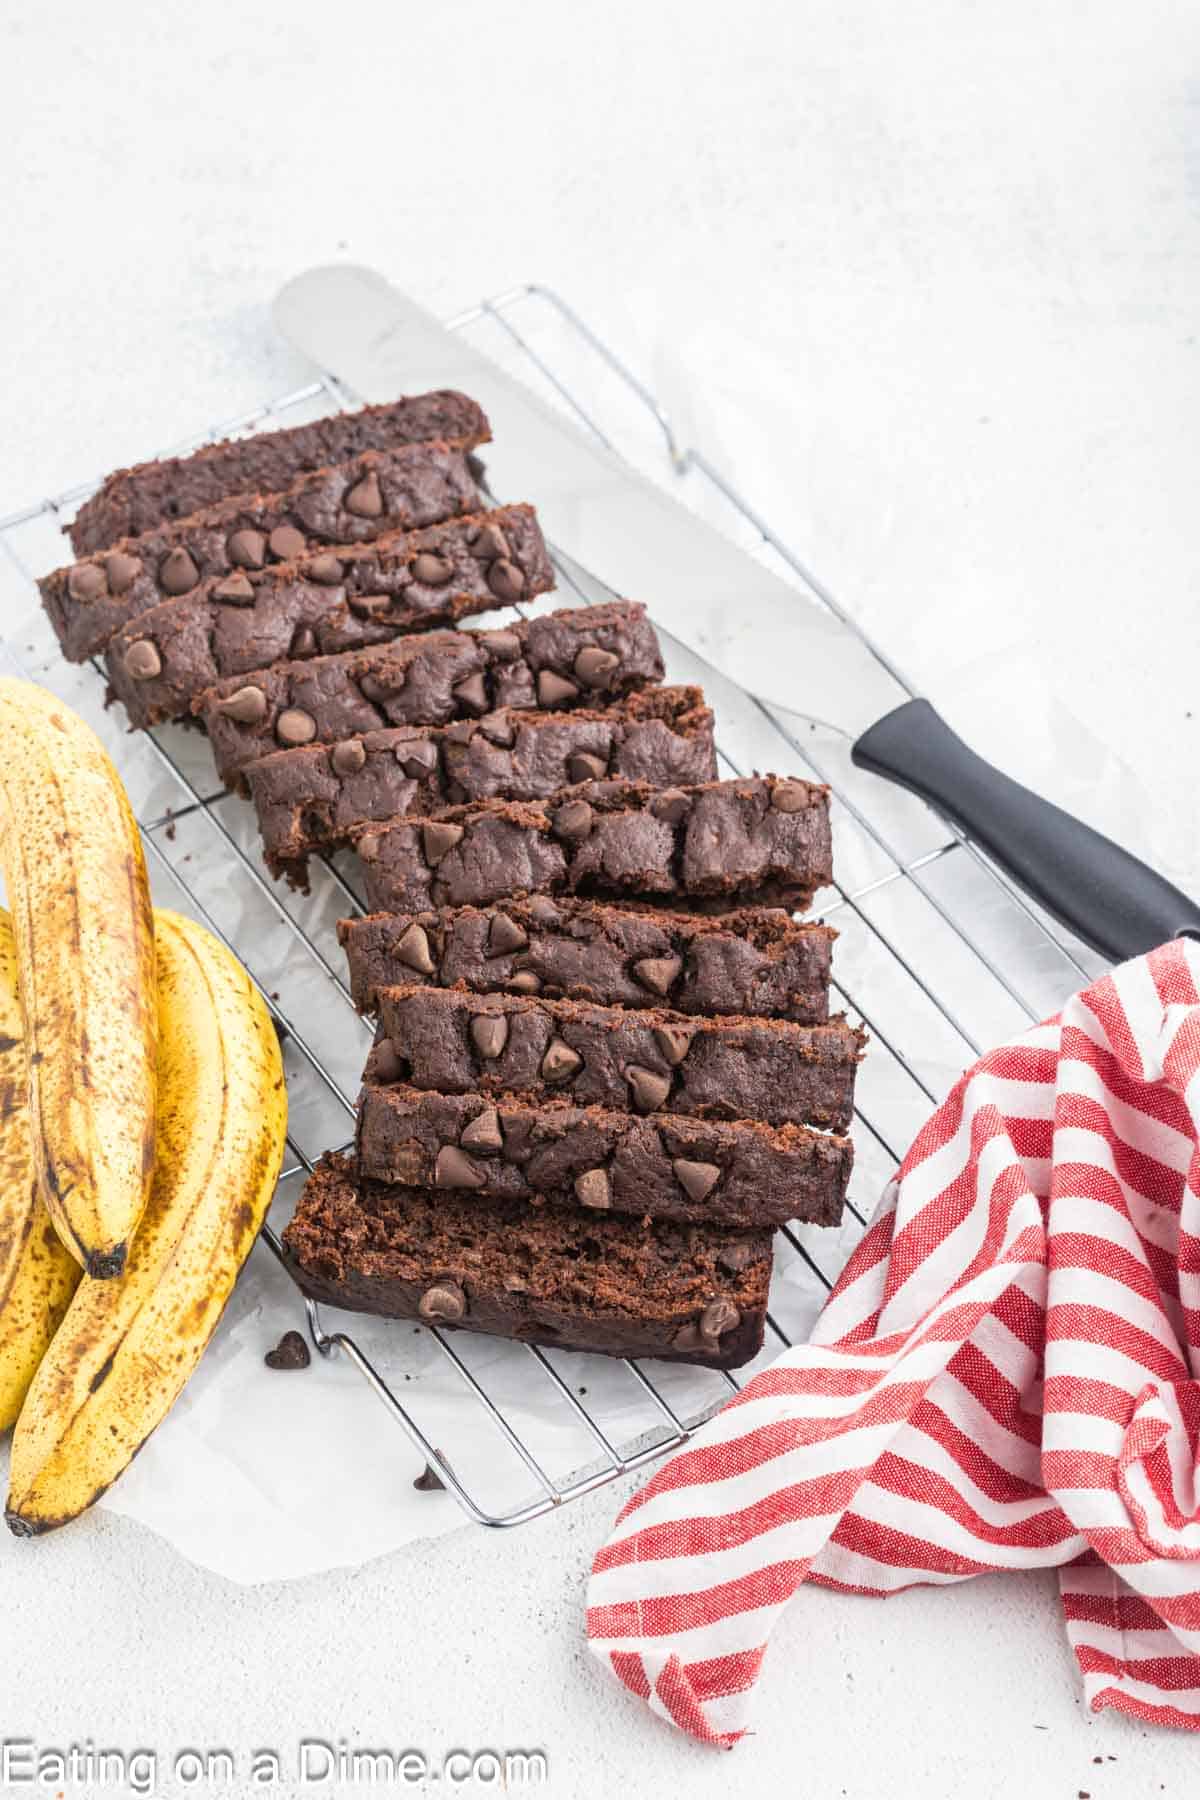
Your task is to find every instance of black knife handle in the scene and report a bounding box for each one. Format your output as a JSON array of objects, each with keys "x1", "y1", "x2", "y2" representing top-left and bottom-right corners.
[{"x1": 851, "y1": 697, "x2": 1200, "y2": 964}]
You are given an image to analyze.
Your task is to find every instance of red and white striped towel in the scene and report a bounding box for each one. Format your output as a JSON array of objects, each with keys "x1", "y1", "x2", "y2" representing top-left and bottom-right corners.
[{"x1": 587, "y1": 937, "x2": 1200, "y2": 1746}]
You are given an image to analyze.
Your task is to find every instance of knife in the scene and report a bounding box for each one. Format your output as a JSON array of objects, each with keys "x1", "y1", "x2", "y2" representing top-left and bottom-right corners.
[{"x1": 273, "y1": 265, "x2": 1200, "y2": 964}]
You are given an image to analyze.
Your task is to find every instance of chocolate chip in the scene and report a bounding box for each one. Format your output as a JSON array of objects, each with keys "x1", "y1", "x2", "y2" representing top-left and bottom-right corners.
[
  {"x1": 216, "y1": 684, "x2": 268, "y2": 724},
  {"x1": 398, "y1": 740, "x2": 438, "y2": 778},
  {"x1": 104, "y1": 552, "x2": 140, "y2": 595},
  {"x1": 345, "y1": 470, "x2": 383, "y2": 517},
  {"x1": 330, "y1": 739, "x2": 367, "y2": 776},
  {"x1": 264, "y1": 1329, "x2": 311, "y2": 1370},
  {"x1": 418, "y1": 1279, "x2": 468, "y2": 1322},
  {"x1": 488, "y1": 913, "x2": 528, "y2": 956},
  {"x1": 357, "y1": 832, "x2": 381, "y2": 862},
  {"x1": 460, "y1": 1106, "x2": 503, "y2": 1153},
  {"x1": 536, "y1": 670, "x2": 580, "y2": 708},
  {"x1": 396, "y1": 921, "x2": 435, "y2": 976},
  {"x1": 771, "y1": 781, "x2": 809, "y2": 813},
  {"x1": 268, "y1": 525, "x2": 307, "y2": 563},
  {"x1": 276, "y1": 707, "x2": 317, "y2": 746},
  {"x1": 360, "y1": 669, "x2": 405, "y2": 703},
  {"x1": 290, "y1": 625, "x2": 318, "y2": 658},
  {"x1": 574, "y1": 1168, "x2": 611, "y2": 1210},
  {"x1": 470, "y1": 1013, "x2": 509, "y2": 1059},
  {"x1": 507, "y1": 971, "x2": 543, "y2": 994},
  {"x1": 634, "y1": 956, "x2": 681, "y2": 996},
  {"x1": 568, "y1": 752, "x2": 607, "y2": 784},
  {"x1": 487, "y1": 559, "x2": 525, "y2": 604},
  {"x1": 66, "y1": 562, "x2": 107, "y2": 601},
  {"x1": 470, "y1": 523, "x2": 509, "y2": 563},
  {"x1": 478, "y1": 711, "x2": 515, "y2": 747},
  {"x1": 412, "y1": 552, "x2": 453, "y2": 587},
  {"x1": 423, "y1": 821, "x2": 464, "y2": 864},
  {"x1": 541, "y1": 1037, "x2": 582, "y2": 1083},
  {"x1": 573, "y1": 646, "x2": 619, "y2": 687},
  {"x1": 159, "y1": 548, "x2": 199, "y2": 595},
  {"x1": 653, "y1": 1022, "x2": 694, "y2": 1065},
  {"x1": 413, "y1": 1460, "x2": 446, "y2": 1492},
  {"x1": 307, "y1": 552, "x2": 344, "y2": 585},
  {"x1": 212, "y1": 569, "x2": 256, "y2": 605},
  {"x1": 553, "y1": 800, "x2": 593, "y2": 841},
  {"x1": 227, "y1": 529, "x2": 266, "y2": 569},
  {"x1": 443, "y1": 720, "x2": 475, "y2": 746},
  {"x1": 672, "y1": 1159, "x2": 720, "y2": 1202},
  {"x1": 452, "y1": 672, "x2": 489, "y2": 715},
  {"x1": 699, "y1": 1297, "x2": 741, "y2": 1341},
  {"x1": 626, "y1": 1065, "x2": 671, "y2": 1113},
  {"x1": 347, "y1": 592, "x2": 393, "y2": 618},
  {"x1": 123, "y1": 639, "x2": 161, "y2": 681},
  {"x1": 717, "y1": 1240, "x2": 757, "y2": 1275},
  {"x1": 650, "y1": 789, "x2": 691, "y2": 824},
  {"x1": 372, "y1": 1038, "x2": 402, "y2": 1083},
  {"x1": 487, "y1": 630, "x2": 522, "y2": 661},
  {"x1": 527, "y1": 897, "x2": 561, "y2": 925},
  {"x1": 433, "y1": 1148, "x2": 485, "y2": 1191}
]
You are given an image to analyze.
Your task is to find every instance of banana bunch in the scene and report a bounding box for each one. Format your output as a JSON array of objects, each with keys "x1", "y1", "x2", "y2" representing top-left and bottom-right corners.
[
  {"x1": 0, "y1": 678, "x2": 157, "y2": 1277},
  {"x1": 0, "y1": 912, "x2": 81, "y2": 1431},
  {"x1": 7, "y1": 908, "x2": 287, "y2": 1534},
  {"x1": 0, "y1": 674, "x2": 287, "y2": 1532}
]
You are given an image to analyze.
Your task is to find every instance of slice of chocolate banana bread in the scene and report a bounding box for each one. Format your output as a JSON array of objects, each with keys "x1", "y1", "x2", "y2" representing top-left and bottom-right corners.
[
  {"x1": 282, "y1": 1153, "x2": 771, "y2": 1369},
  {"x1": 354, "y1": 775, "x2": 832, "y2": 915},
  {"x1": 197, "y1": 601, "x2": 665, "y2": 791},
  {"x1": 374, "y1": 984, "x2": 863, "y2": 1131},
  {"x1": 247, "y1": 687, "x2": 715, "y2": 882},
  {"x1": 69, "y1": 391, "x2": 490, "y2": 555},
  {"x1": 105, "y1": 504, "x2": 554, "y2": 728},
  {"x1": 339, "y1": 900, "x2": 835, "y2": 1022},
  {"x1": 42, "y1": 442, "x2": 480, "y2": 661},
  {"x1": 356, "y1": 1077, "x2": 851, "y2": 1231}
]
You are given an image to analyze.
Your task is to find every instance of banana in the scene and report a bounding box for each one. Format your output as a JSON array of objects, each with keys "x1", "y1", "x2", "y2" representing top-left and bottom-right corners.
[
  {"x1": 0, "y1": 911, "x2": 81, "y2": 1431},
  {"x1": 0, "y1": 678, "x2": 156, "y2": 1277},
  {"x1": 6, "y1": 909, "x2": 287, "y2": 1535}
]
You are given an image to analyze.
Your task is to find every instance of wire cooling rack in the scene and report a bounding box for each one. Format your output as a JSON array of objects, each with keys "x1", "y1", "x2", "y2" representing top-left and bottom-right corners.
[{"x1": 0, "y1": 286, "x2": 1108, "y2": 1528}]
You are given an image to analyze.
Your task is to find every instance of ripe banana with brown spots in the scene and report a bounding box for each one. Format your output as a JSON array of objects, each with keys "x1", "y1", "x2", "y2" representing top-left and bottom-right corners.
[
  {"x1": 0, "y1": 678, "x2": 156, "y2": 1277},
  {"x1": 6, "y1": 909, "x2": 287, "y2": 1535},
  {"x1": 0, "y1": 911, "x2": 82, "y2": 1431}
]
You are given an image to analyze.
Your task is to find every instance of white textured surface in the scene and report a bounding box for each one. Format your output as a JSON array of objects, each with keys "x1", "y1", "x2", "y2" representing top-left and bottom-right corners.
[{"x1": 4, "y1": 0, "x2": 1199, "y2": 1793}]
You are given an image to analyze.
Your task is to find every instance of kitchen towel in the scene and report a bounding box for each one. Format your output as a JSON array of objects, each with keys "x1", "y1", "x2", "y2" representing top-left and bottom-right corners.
[{"x1": 587, "y1": 936, "x2": 1200, "y2": 1745}]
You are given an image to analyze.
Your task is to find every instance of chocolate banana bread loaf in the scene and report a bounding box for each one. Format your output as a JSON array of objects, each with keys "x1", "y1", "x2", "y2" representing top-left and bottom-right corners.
[
  {"x1": 247, "y1": 687, "x2": 715, "y2": 881},
  {"x1": 354, "y1": 775, "x2": 832, "y2": 915},
  {"x1": 105, "y1": 504, "x2": 554, "y2": 728},
  {"x1": 283, "y1": 1153, "x2": 772, "y2": 1368},
  {"x1": 198, "y1": 601, "x2": 665, "y2": 791},
  {"x1": 339, "y1": 900, "x2": 836, "y2": 1023},
  {"x1": 375, "y1": 985, "x2": 863, "y2": 1131},
  {"x1": 69, "y1": 391, "x2": 490, "y2": 555},
  {"x1": 42, "y1": 442, "x2": 480, "y2": 661},
  {"x1": 356, "y1": 1077, "x2": 851, "y2": 1230}
]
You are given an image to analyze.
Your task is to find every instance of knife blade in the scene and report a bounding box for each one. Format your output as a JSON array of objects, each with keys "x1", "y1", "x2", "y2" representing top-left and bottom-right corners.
[
  {"x1": 273, "y1": 266, "x2": 1200, "y2": 963},
  {"x1": 272, "y1": 264, "x2": 907, "y2": 730}
]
